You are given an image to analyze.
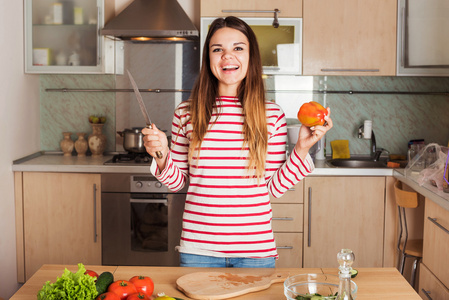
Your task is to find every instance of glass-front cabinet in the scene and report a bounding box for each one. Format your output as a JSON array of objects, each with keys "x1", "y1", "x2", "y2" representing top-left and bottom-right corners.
[{"x1": 25, "y1": 0, "x2": 114, "y2": 74}]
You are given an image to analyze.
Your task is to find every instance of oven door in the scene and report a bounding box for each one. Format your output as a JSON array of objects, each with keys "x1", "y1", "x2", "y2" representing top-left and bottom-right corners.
[{"x1": 101, "y1": 192, "x2": 185, "y2": 266}]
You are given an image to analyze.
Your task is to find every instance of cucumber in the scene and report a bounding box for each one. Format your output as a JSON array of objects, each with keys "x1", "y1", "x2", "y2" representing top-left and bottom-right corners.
[{"x1": 95, "y1": 271, "x2": 114, "y2": 294}]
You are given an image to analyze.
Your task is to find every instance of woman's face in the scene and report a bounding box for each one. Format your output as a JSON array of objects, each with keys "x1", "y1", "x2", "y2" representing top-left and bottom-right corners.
[{"x1": 209, "y1": 27, "x2": 250, "y2": 96}]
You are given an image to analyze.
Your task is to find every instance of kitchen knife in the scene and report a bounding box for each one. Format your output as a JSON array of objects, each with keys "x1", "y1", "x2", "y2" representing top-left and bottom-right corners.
[{"x1": 127, "y1": 70, "x2": 163, "y2": 159}]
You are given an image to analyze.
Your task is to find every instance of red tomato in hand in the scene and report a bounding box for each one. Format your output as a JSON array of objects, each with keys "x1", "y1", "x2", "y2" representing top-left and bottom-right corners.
[
  {"x1": 108, "y1": 280, "x2": 137, "y2": 300},
  {"x1": 126, "y1": 292, "x2": 152, "y2": 300},
  {"x1": 85, "y1": 270, "x2": 99, "y2": 279},
  {"x1": 96, "y1": 292, "x2": 121, "y2": 300},
  {"x1": 129, "y1": 276, "x2": 154, "y2": 296}
]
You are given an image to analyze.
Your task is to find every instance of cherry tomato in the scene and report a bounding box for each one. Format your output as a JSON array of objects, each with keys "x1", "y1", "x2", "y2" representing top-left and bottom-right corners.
[
  {"x1": 96, "y1": 292, "x2": 121, "y2": 300},
  {"x1": 108, "y1": 280, "x2": 137, "y2": 300},
  {"x1": 129, "y1": 276, "x2": 154, "y2": 296},
  {"x1": 126, "y1": 292, "x2": 152, "y2": 300},
  {"x1": 85, "y1": 270, "x2": 99, "y2": 279}
]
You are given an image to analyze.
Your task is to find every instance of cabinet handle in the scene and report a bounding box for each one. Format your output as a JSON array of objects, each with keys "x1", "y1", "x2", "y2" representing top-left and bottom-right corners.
[
  {"x1": 96, "y1": 6, "x2": 101, "y2": 66},
  {"x1": 222, "y1": 9, "x2": 280, "y2": 14},
  {"x1": 272, "y1": 217, "x2": 294, "y2": 221},
  {"x1": 308, "y1": 187, "x2": 312, "y2": 247},
  {"x1": 428, "y1": 217, "x2": 449, "y2": 235},
  {"x1": 93, "y1": 183, "x2": 97, "y2": 243},
  {"x1": 320, "y1": 68, "x2": 380, "y2": 72},
  {"x1": 421, "y1": 289, "x2": 432, "y2": 300},
  {"x1": 400, "y1": 6, "x2": 406, "y2": 67},
  {"x1": 276, "y1": 246, "x2": 293, "y2": 249}
]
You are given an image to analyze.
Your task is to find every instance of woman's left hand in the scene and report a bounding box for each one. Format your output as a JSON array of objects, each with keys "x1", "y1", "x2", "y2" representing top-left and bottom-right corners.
[{"x1": 294, "y1": 107, "x2": 333, "y2": 158}]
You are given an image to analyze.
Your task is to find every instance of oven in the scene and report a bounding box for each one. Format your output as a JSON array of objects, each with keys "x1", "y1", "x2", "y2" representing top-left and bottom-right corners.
[{"x1": 101, "y1": 173, "x2": 187, "y2": 266}]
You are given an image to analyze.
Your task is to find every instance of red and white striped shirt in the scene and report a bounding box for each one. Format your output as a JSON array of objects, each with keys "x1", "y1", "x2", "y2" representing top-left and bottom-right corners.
[{"x1": 150, "y1": 96, "x2": 314, "y2": 258}]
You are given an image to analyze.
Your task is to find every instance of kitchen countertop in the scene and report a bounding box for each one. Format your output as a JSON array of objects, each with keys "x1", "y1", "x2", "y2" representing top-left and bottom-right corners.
[
  {"x1": 11, "y1": 265, "x2": 420, "y2": 300},
  {"x1": 12, "y1": 152, "x2": 395, "y2": 176},
  {"x1": 394, "y1": 168, "x2": 449, "y2": 211}
]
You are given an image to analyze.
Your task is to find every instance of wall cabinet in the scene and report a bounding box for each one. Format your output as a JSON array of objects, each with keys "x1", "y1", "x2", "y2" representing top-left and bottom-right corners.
[
  {"x1": 270, "y1": 182, "x2": 304, "y2": 268},
  {"x1": 302, "y1": 0, "x2": 397, "y2": 76},
  {"x1": 303, "y1": 177, "x2": 386, "y2": 268},
  {"x1": 420, "y1": 198, "x2": 449, "y2": 292},
  {"x1": 201, "y1": 0, "x2": 302, "y2": 18},
  {"x1": 24, "y1": 0, "x2": 114, "y2": 74},
  {"x1": 14, "y1": 172, "x2": 101, "y2": 282},
  {"x1": 397, "y1": 0, "x2": 449, "y2": 76}
]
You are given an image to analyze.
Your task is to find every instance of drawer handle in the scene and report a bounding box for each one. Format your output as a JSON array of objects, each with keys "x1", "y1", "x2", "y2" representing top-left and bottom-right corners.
[
  {"x1": 321, "y1": 68, "x2": 380, "y2": 72},
  {"x1": 428, "y1": 217, "x2": 449, "y2": 235},
  {"x1": 93, "y1": 183, "x2": 97, "y2": 243},
  {"x1": 276, "y1": 246, "x2": 293, "y2": 249},
  {"x1": 421, "y1": 289, "x2": 432, "y2": 300},
  {"x1": 273, "y1": 217, "x2": 294, "y2": 221}
]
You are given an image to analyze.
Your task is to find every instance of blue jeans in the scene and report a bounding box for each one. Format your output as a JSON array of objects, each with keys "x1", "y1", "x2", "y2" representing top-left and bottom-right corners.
[{"x1": 179, "y1": 253, "x2": 276, "y2": 268}]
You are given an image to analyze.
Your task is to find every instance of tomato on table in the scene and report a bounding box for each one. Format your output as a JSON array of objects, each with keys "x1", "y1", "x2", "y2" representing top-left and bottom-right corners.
[
  {"x1": 96, "y1": 292, "x2": 121, "y2": 300},
  {"x1": 85, "y1": 270, "x2": 99, "y2": 279},
  {"x1": 108, "y1": 280, "x2": 137, "y2": 300},
  {"x1": 126, "y1": 292, "x2": 152, "y2": 300},
  {"x1": 129, "y1": 275, "x2": 154, "y2": 296}
]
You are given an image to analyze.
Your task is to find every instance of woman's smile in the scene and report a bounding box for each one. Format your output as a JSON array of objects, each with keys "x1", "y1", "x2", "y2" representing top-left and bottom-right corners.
[{"x1": 209, "y1": 27, "x2": 250, "y2": 96}]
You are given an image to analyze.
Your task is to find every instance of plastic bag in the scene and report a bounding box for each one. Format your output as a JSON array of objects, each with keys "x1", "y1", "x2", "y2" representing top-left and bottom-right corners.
[{"x1": 405, "y1": 143, "x2": 449, "y2": 190}]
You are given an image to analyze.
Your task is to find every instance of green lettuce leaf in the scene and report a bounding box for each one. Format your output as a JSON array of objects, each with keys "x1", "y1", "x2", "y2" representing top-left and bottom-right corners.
[{"x1": 37, "y1": 263, "x2": 98, "y2": 300}]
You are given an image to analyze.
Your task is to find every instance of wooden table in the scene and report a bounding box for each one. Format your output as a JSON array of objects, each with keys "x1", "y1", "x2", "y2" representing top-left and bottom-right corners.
[{"x1": 11, "y1": 265, "x2": 421, "y2": 299}]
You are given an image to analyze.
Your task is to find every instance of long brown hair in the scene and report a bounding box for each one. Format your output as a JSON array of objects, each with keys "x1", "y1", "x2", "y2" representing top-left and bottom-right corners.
[{"x1": 187, "y1": 16, "x2": 267, "y2": 178}]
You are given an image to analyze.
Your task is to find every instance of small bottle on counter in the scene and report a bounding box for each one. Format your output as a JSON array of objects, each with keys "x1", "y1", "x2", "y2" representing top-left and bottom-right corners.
[{"x1": 336, "y1": 249, "x2": 355, "y2": 300}]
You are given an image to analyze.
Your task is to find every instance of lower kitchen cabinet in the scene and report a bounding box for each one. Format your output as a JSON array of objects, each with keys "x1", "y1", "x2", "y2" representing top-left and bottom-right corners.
[
  {"x1": 419, "y1": 198, "x2": 449, "y2": 294},
  {"x1": 303, "y1": 177, "x2": 385, "y2": 268},
  {"x1": 419, "y1": 263, "x2": 449, "y2": 300},
  {"x1": 270, "y1": 182, "x2": 304, "y2": 268},
  {"x1": 14, "y1": 172, "x2": 101, "y2": 282}
]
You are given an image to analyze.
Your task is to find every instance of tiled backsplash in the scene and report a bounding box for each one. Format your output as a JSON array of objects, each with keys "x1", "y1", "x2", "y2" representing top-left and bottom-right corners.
[{"x1": 40, "y1": 74, "x2": 449, "y2": 157}]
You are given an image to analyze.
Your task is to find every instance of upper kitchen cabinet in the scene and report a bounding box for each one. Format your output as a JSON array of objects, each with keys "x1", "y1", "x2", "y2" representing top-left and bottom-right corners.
[
  {"x1": 200, "y1": 0, "x2": 302, "y2": 18},
  {"x1": 302, "y1": 0, "x2": 397, "y2": 76},
  {"x1": 24, "y1": 0, "x2": 114, "y2": 74},
  {"x1": 397, "y1": 0, "x2": 449, "y2": 76},
  {"x1": 201, "y1": 0, "x2": 303, "y2": 75}
]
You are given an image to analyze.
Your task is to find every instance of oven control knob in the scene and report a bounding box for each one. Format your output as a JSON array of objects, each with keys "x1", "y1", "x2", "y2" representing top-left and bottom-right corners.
[
  {"x1": 135, "y1": 181, "x2": 143, "y2": 188},
  {"x1": 155, "y1": 182, "x2": 163, "y2": 188}
]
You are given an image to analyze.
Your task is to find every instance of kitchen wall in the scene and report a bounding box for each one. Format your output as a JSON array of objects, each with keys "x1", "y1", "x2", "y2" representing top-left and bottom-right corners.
[
  {"x1": 40, "y1": 74, "x2": 449, "y2": 157},
  {"x1": 1, "y1": 1, "x2": 41, "y2": 299}
]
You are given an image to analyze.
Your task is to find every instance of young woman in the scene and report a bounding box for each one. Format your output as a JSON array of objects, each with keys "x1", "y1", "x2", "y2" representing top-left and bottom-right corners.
[{"x1": 142, "y1": 16, "x2": 332, "y2": 268}]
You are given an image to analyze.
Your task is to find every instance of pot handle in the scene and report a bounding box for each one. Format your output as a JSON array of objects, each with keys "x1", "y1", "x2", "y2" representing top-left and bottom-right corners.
[{"x1": 116, "y1": 131, "x2": 124, "y2": 137}]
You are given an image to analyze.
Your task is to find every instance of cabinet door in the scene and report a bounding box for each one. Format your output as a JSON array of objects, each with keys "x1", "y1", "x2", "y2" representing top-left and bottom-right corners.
[
  {"x1": 22, "y1": 172, "x2": 101, "y2": 280},
  {"x1": 24, "y1": 0, "x2": 113, "y2": 74},
  {"x1": 419, "y1": 263, "x2": 449, "y2": 300},
  {"x1": 303, "y1": 177, "x2": 385, "y2": 267},
  {"x1": 423, "y1": 198, "x2": 449, "y2": 288},
  {"x1": 274, "y1": 232, "x2": 303, "y2": 268},
  {"x1": 303, "y1": 0, "x2": 397, "y2": 76},
  {"x1": 201, "y1": 0, "x2": 302, "y2": 18}
]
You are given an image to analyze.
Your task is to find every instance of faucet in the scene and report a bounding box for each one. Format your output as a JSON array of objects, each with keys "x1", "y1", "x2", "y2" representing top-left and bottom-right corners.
[{"x1": 358, "y1": 124, "x2": 389, "y2": 161}]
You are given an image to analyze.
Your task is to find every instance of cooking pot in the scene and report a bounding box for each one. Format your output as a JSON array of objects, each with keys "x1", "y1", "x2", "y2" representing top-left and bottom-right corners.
[{"x1": 117, "y1": 128, "x2": 146, "y2": 153}]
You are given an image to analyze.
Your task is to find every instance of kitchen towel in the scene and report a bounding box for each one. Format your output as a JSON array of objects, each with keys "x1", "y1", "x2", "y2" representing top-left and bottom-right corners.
[{"x1": 330, "y1": 140, "x2": 350, "y2": 159}]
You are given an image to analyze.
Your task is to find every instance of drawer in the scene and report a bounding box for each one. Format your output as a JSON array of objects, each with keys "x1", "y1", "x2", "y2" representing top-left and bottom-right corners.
[
  {"x1": 274, "y1": 232, "x2": 303, "y2": 268},
  {"x1": 272, "y1": 203, "x2": 303, "y2": 232},
  {"x1": 419, "y1": 263, "x2": 449, "y2": 300},
  {"x1": 423, "y1": 199, "x2": 449, "y2": 288},
  {"x1": 201, "y1": 0, "x2": 302, "y2": 18},
  {"x1": 270, "y1": 182, "x2": 303, "y2": 204}
]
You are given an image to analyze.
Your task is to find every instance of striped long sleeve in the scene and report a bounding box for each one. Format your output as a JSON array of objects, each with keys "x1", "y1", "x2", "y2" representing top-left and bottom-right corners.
[{"x1": 150, "y1": 96, "x2": 314, "y2": 258}]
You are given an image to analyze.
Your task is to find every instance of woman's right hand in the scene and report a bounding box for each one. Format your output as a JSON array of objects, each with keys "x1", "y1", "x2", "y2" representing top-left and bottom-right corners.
[{"x1": 142, "y1": 124, "x2": 169, "y2": 169}]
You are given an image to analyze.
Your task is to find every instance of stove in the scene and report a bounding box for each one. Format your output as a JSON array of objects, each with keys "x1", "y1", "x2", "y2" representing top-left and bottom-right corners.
[{"x1": 104, "y1": 152, "x2": 152, "y2": 165}]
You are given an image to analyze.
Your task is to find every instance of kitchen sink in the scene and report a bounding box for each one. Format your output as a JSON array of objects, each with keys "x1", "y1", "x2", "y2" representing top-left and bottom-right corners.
[{"x1": 327, "y1": 158, "x2": 388, "y2": 168}]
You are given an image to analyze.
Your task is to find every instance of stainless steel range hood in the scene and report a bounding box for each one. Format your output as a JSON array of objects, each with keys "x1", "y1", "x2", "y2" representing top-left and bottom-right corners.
[{"x1": 101, "y1": 0, "x2": 198, "y2": 42}]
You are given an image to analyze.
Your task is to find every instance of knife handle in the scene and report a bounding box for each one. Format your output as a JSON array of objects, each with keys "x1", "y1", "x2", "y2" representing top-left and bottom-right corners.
[{"x1": 147, "y1": 124, "x2": 164, "y2": 159}]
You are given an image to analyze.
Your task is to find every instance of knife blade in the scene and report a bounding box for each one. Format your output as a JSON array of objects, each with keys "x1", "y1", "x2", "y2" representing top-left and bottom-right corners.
[{"x1": 127, "y1": 70, "x2": 163, "y2": 159}]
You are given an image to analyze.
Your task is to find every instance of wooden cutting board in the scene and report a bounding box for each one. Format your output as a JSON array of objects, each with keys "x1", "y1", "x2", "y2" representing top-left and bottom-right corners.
[{"x1": 176, "y1": 271, "x2": 289, "y2": 299}]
